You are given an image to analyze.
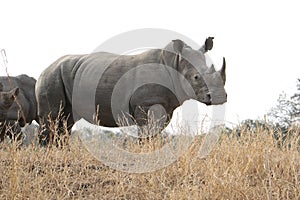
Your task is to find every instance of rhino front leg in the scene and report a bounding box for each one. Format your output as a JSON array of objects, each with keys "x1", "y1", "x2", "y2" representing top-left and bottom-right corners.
[
  {"x1": 0, "y1": 120, "x2": 22, "y2": 143},
  {"x1": 147, "y1": 104, "x2": 168, "y2": 134},
  {"x1": 0, "y1": 121, "x2": 6, "y2": 142},
  {"x1": 134, "y1": 104, "x2": 168, "y2": 139}
]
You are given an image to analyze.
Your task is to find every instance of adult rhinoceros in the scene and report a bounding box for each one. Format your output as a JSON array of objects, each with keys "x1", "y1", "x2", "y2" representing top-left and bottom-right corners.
[
  {"x1": 36, "y1": 37, "x2": 227, "y2": 143},
  {"x1": 0, "y1": 75, "x2": 37, "y2": 141}
]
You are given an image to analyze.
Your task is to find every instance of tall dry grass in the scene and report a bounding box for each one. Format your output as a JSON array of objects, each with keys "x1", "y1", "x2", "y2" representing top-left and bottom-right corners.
[{"x1": 0, "y1": 124, "x2": 298, "y2": 200}]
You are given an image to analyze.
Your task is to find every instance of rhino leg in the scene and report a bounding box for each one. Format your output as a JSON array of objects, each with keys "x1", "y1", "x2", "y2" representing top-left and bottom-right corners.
[
  {"x1": 134, "y1": 104, "x2": 168, "y2": 139},
  {"x1": 0, "y1": 122, "x2": 6, "y2": 142},
  {"x1": 0, "y1": 120, "x2": 22, "y2": 143},
  {"x1": 7, "y1": 121, "x2": 22, "y2": 142},
  {"x1": 36, "y1": 75, "x2": 73, "y2": 145}
]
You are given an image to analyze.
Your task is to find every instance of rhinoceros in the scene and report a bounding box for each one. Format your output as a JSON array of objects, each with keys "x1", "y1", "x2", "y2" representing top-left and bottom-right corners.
[
  {"x1": 0, "y1": 75, "x2": 37, "y2": 141},
  {"x1": 36, "y1": 37, "x2": 227, "y2": 143}
]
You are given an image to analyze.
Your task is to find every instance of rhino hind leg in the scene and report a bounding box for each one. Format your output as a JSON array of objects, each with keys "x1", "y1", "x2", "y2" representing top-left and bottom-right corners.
[
  {"x1": 36, "y1": 78, "x2": 72, "y2": 146},
  {"x1": 38, "y1": 100, "x2": 73, "y2": 146}
]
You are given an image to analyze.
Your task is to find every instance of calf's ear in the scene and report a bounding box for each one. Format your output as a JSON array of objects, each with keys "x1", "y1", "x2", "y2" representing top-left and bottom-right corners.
[
  {"x1": 13, "y1": 87, "x2": 19, "y2": 96},
  {"x1": 9, "y1": 87, "x2": 19, "y2": 100}
]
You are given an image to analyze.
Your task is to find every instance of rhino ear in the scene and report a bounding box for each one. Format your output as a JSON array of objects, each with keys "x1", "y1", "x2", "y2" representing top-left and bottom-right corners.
[
  {"x1": 0, "y1": 83, "x2": 3, "y2": 92},
  {"x1": 219, "y1": 57, "x2": 226, "y2": 84},
  {"x1": 172, "y1": 39, "x2": 185, "y2": 54}
]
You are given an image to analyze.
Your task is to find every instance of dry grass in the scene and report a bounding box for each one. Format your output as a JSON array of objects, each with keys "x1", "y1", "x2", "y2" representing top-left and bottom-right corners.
[{"x1": 0, "y1": 125, "x2": 299, "y2": 200}]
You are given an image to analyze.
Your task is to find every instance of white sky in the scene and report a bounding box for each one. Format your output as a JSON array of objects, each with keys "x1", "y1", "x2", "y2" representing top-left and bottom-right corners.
[{"x1": 0, "y1": 0, "x2": 299, "y2": 125}]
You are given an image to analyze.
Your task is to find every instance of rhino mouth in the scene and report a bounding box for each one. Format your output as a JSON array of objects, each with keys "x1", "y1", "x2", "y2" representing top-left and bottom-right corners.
[
  {"x1": 205, "y1": 101, "x2": 212, "y2": 106},
  {"x1": 203, "y1": 93, "x2": 212, "y2": 106}
]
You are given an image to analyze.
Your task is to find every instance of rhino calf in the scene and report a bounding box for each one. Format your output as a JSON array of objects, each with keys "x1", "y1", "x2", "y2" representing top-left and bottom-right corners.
[
  {"x1": 36, "y1": 37, "x2": 227, "y2": 145},
  {"x1": 0, "y1": 75, "x2": 37, "y2": 142},
  {"x1": 0, "y1": 84, "x2": 19, "y2": 120}
]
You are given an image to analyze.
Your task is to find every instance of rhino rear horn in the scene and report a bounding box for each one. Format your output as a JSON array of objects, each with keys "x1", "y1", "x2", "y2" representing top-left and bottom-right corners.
[
  {"x1": 207, "y1": 64, "x2": 216, "y2": 73},
  {"x1": 220, "y1": 57, "x2": 226, "y2": 84}
]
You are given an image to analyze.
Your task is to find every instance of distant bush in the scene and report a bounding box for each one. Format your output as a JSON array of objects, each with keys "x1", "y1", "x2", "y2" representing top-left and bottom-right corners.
[
  {"x1": 225, "y1": 119, "x2": 299, "y2": 149},
  {"x1": 268, "y1": 78, "x2": 300, "y2": 129}
]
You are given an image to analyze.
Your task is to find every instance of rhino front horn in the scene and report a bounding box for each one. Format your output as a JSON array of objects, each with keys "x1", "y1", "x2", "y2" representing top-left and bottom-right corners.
[{"x1": 220, "y1": 57, "x2": 226, "y2": 84}]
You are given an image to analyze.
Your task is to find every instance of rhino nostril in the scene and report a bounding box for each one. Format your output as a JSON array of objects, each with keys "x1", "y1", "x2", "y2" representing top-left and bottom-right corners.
[
  {"x1": 207, "y1": 93, "x2": 211, "y2": 100},
  {"x1": 206, "y1": 94, "x2": 212, "y2": 104}
]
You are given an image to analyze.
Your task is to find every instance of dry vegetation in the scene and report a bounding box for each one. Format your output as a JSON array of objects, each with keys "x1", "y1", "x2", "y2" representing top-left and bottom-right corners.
[{"x1": 0, "y1": 125, "x2": 299, "y2": 200}]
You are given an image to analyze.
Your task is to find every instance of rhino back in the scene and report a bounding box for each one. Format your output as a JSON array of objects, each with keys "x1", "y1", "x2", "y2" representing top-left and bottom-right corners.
[
  {"x1": 72, "y1": 50, "x2": 163, "y2": 126},
  {"x1": 36, "y1": 52, "x2": 119, "y2": 123},
  {"x1": 16, "y1": 74, "x2": 36, "y2": 105},
  {"x1": 36, "y1": 54, "x2": 89, "y2": 109}
]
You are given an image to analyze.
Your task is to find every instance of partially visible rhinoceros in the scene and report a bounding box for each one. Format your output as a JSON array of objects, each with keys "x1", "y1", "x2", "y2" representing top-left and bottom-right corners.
[
  {"x1": 36, "y1": 37, "x2": 227, "y2": 143},
  {"x1": 0, "y1": 75, "x2": 37, "y2": 141}
]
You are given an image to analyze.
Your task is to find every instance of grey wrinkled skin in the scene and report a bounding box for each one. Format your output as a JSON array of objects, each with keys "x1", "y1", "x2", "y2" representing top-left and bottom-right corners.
[
  {"x1": 0, "y1": 75, "x2": 37, "y2": 141},
  {"x1": 36, "y1": 37, "x2": 227, "y2": 144}
]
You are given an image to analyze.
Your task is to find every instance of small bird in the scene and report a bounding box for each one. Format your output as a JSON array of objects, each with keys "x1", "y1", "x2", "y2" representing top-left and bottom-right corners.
[{"x1": 205, "y1": 37, "x2": 214, "y2": 51}]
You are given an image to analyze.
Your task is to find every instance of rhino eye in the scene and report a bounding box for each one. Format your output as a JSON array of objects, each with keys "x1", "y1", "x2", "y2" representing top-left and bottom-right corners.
[{"x1": 193, "y1": 75, "x2": 199, "y2": 80}]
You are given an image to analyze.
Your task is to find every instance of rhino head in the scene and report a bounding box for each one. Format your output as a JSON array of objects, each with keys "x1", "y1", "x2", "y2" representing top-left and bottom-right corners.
[
  {"x1": 0, "y1": 83, "x2": 19, "y2": 120},
  {"x1": 163, "y1": 37, "x2": 227, "y2": 106}
]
